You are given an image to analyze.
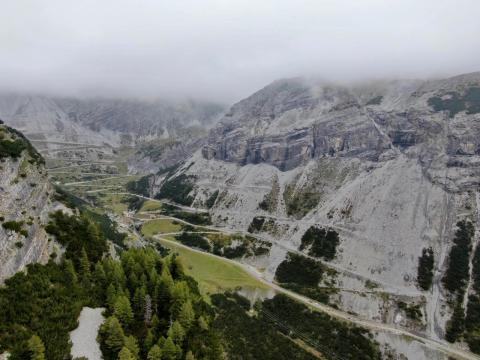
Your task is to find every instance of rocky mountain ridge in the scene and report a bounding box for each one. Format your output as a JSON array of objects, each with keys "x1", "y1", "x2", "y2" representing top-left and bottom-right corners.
[
  {"x1": 158, "y1": 72, "x2": 480, "y2": 348},
  {"x1": 0, "y1": 122, "x2": 59, "y2": 281},
  {"x1": 0, "y1": 94, "x2": 225, "y2": 170}
]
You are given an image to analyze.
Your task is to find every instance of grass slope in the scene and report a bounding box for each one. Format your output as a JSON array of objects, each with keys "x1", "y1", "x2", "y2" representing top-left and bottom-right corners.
[
  {"x1": 157, "y1": 238, "x2": 268, "y2": 296},
  {"x1": 141, "y1": 219, "x2": 182, "y2": 237}
]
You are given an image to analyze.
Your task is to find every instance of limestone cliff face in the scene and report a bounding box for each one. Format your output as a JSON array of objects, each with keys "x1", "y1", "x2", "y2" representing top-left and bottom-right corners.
[
  {"x1": 202, "y1": 73, "x2": 480, "y2": 185},
  {"x1": 169, "y1": 72, "x2": 480, "y2": 343},
  {"x1": 0, "y1": 123, "x2": 57, "y2": 282}
]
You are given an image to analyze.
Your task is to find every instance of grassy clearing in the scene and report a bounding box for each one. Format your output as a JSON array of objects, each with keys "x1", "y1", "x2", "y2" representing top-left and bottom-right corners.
[
  {"x1": 157, "y1": 238, "x2": 268, "y2": 296},
  {"x1": 99, "y1": 193, "x2": 129, "y2": 215},
  {"x1": 141, "y1": 218, "x2": 182, "y2": 237},
  {"x1": 139, "y1": 200, "x2": 163, "y2": 212}
]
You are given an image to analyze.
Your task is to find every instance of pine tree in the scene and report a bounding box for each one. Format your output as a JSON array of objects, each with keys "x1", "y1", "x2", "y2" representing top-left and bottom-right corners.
[
  {"x1": 170, "y1": 281, "x2": 190, "y2": 316},
  {"x1": 147, "y1": 345, "x2": 162, "y2": 360},
  {"x1": 118, "y1": 347, "x2": 135, "y2": 360},
  {"x1": 133, "y1": 286, "x2": 146, "y2": 317},
  {"x1": 98, "y1": 316, "x2": 125, "y2": 357},
  {"x1": 124, "y1": 335, "x2": 140, "y2": 359},
  {"x1": 106, "y1": 283, "x2": 118, "y2": 310},
  {"x1": 197, "y1": 316, "x2": 209, "y2": 331},
  {"x1": 160, "y1": 266, "x2": 174, "y2": 290},
  {"x1": 167, "y1": 321, "x2": 185, "y2": 343},
  {"x1": 27, "y1": 335, "x2": 45, "y2": 360},
  {"x1": 79, "y1": 247, "x2": 91, "y2": 281},
  {"x1": 178, "y1": 300, "x2": 195, "y2": 330},
  {"x1": 162, "y1": 337, "x2": 180, "y2": 360},
  {"x1": 445, "y1": 303, "x2": 466, "y2": 343},
  {"x1": 144, "y1": 329, "x2": 155, "y2": 353},
  {"x1": 64, "y1": 259, "x2": 78, "y2": 284},
  {"x1": 114, "y1": 295, "x2": 134, "y2": 326},
  {"x1": 94, "y1": 262, "x2": 107, "y2": 286},
  {"x1": 417, "y1": 247, "x2": 434, "y2": 290}
]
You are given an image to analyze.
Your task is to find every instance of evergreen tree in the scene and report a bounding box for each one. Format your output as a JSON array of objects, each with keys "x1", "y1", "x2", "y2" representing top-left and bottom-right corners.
[
  {"x1": 79, "y1": 247, "x2": 91, "y2": 282},
  {"x1": 168, "y1": 321, "x2": 185, "y2": 343},
  {"x1": 106, "y1": 283, "x2": 118, "y2": 310},
  {"x1": 162, "y1": 337, "x2": 180, "y2": 360},
  {"x1": 27, "y1": 335, "x2": 45, "y2": 360},
  {"x1": 118, "y1": 347, "x2": 135, "y2": 360},
  {"x1": 114, "y1": 295, "x2": 134, "y2": 326},
  {"x1": 98, "y1": 316, "x2": 125, "y2": 358},
  {"x1": 198, "y1": 316, "x2": 209, "y2": 331},
  {"x1": 64, "y1": 259, "x2": 78, "y2": 284},
  {"x1": 147, "y1": 345, "x2": 162, "y2": 360},
  {"x1": 124, "y1": 335, "x2": 140, "y2": 359},
  {"x1": 417, "y1": 247, "x2": 434, "y2": 290},
  {"x1": 94, "y1": 262, "x2": 107, "y2": 286},
  {"x1": 171, "y1": 281, "x2": 190, "y2": 316},
  {"x1": 160, "y1": 266, "x2": 174, "y2": 290},
  {"x1": 445, "y1": 303, "x2": 466, "y2": 343},
  {"x1": 178, "y1": 300, "x2": 195, "y2": 330},
  {"x1": 144, "y1": 329, "x2": 155, "y2": 353},
  {"x1": 133, "y1": 286, "x2": 146, "y2": 317}
]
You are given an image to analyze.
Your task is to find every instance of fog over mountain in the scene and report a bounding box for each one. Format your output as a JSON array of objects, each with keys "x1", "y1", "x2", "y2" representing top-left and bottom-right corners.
[{"x1": 1, "y1": 0, "x2": 480, "y2": 103}]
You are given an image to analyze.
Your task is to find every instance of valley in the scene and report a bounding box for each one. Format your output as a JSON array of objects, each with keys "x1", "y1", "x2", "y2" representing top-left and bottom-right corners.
[{"x1": 2, "y1": 72, "x2": 480, "y2": 359}]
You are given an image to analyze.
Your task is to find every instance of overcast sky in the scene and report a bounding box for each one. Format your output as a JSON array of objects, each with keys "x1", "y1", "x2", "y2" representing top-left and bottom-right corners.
[{"x1": 1, "y1": 0, "x2": 479, "y2": 103}]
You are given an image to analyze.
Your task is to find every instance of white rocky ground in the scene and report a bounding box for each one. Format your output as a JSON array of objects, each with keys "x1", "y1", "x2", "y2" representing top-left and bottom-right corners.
[{"x1": 69, "y1": 307, "x2": 105, "y2": 360}]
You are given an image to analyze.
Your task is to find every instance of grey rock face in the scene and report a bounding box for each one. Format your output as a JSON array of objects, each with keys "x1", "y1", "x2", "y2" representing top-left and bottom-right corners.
[
  {"x1": 0, "y1": 126, "x2": 57, "y2": 282},
  {"x1": 175, "y1": 72, "x2": 480, "y2": 346},
  {"x1": 0, "y1": 94, "x2": 225, "y2": 168},
  {"x1": 202, "y1": 73, "x2": 480, "y2": 181}
]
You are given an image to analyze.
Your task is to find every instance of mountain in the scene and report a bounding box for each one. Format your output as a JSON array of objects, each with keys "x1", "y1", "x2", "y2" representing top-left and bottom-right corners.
[
  {"x1": 0, "y1": 121, "x2": 58, "y2": 281},
  {"x1": 154, "y1": 72, "x2": 480, "y2": 346},
  {"x1": 0, "y1": 94, "x2": 225, "y2": 170}
]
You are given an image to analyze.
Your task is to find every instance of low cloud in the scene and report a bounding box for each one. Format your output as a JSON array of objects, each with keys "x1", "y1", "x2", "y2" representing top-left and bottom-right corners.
[{"x1": 1, "y1": 0, "x2": 479, "y2": 103}]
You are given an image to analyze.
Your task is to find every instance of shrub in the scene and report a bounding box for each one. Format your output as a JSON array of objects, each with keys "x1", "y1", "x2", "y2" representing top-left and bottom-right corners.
[
  {"x1": 428, "y1": 87, "x2": 480, "y2": 118},
  {"x1": 2, "y1": 220, "x2": 24, "y2": 233},
  {"x1": 398, "y1": 301, "x2": 422, "y2": 321},
  {"x1": 0, "y1": 139, "x2": 27, "y2": 159},
  {"x1": 300, "y1": 226, "x2": 339, "y2": 261},
  {"x1": 275, "y1": 252, "x2": 323, "y2": 287},
  {"x1": 247, "y1": 216, "x2": 265, "y2": 233},
  {"x1": 175, "y1": 232, "x2": 211, "y2": 251},
  {"x1": 126, "y1": 175, "x2": 151, "y2": 197},
  {"x1": 45, "y1": 211, "x2": 108, "y2": 264},
  {"x1": 156, "y1": 174, "x2": 195, "y2": 206},
  {"x1": 0, "y1": 126, "x2": 44, "y2": 164},
  {"x1": 205, "y1": 190, "x2": 219, "y2": 209}
]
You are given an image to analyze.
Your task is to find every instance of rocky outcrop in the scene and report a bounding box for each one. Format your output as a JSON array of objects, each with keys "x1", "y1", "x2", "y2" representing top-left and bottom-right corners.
[
  {"x1": 202, "y1": 73, "x2": 480, "y2": 181},
  {"x1": 0, "y1": 123, "x2": 58, "y2": 282},
  {"x1": 170, "y1": 72, "x2": 480, "y2": 345}
]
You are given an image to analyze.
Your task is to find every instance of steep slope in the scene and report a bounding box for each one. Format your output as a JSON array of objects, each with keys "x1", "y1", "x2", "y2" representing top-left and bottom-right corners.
[
  {"x1": 0, "y1": 94, "x2": 225, "y2": 170},
  {"x1": 0, "y1": 121, "x2": 58, "y2": 281},
  {"x1": 155, "y1": 72, "x2": 480, "y2": 347}
]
